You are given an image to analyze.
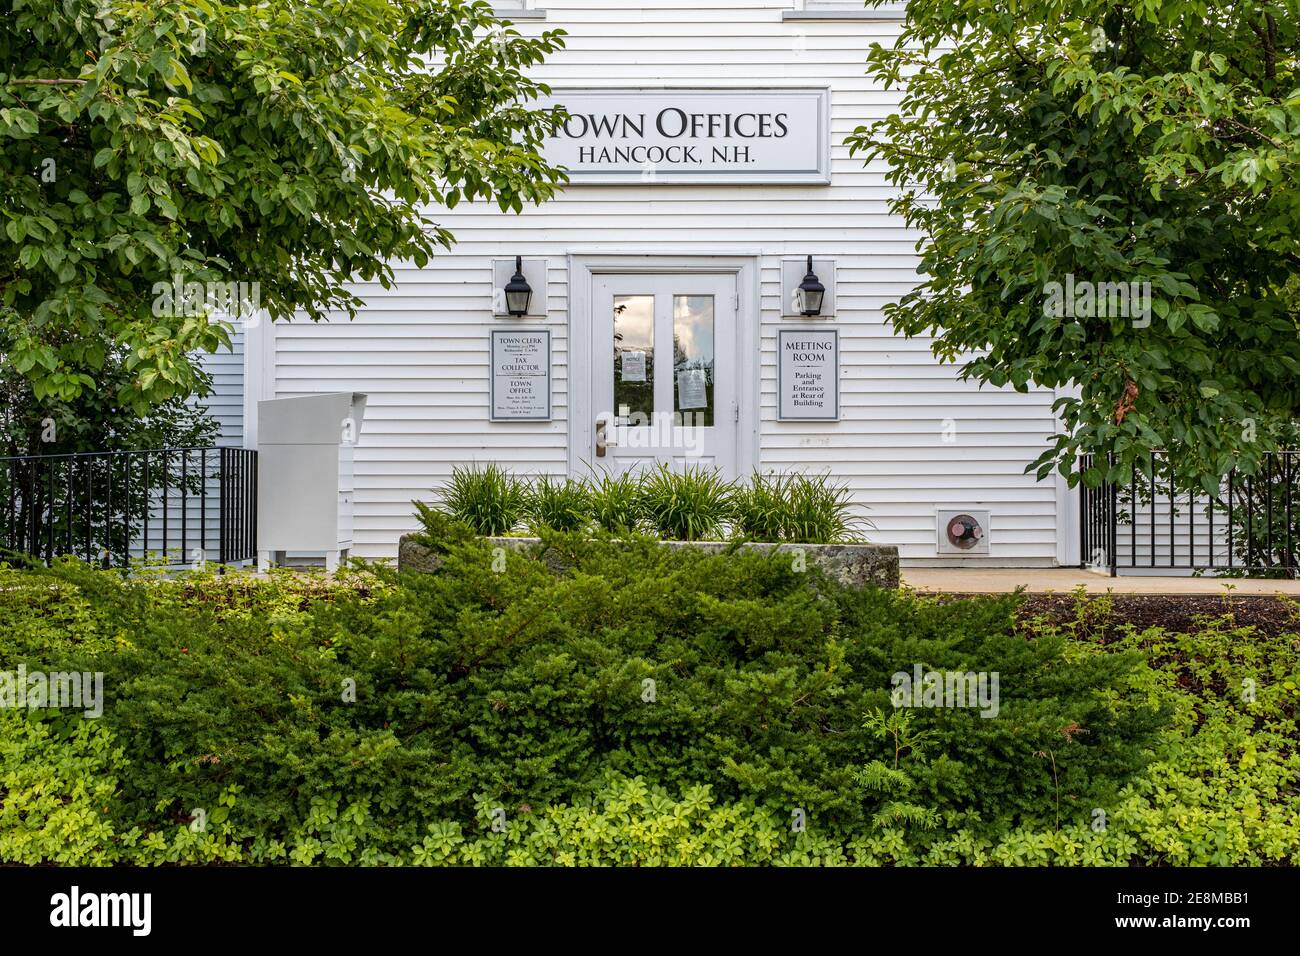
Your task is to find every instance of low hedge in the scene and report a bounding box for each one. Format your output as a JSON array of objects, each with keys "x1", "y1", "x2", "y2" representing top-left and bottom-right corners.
[{"x1": 0, "y1": 534, "x2": 1296, "y2": 866}]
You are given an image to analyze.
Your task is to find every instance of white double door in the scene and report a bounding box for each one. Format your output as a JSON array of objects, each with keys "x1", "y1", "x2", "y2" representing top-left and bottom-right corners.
[{"x1": 590, "y1": 273, "x2": 738, "y2": 476}]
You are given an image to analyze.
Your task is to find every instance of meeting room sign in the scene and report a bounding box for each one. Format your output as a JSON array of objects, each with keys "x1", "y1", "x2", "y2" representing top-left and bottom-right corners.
[{"x1": 542, "y1": 88, "x2": 831, "y2": 184}]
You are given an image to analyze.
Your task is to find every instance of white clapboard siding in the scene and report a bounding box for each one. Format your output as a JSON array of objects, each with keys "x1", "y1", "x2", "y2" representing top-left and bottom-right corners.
[
  {"x1": 263, "y1": 1, "x2": 1065, "y2": 564},
  {"x1": 199, "y1": 324, "x2": 245, "y2": 446},
  {"x1": 136, "y1": 327, "x2": 247, "y2": 565}
]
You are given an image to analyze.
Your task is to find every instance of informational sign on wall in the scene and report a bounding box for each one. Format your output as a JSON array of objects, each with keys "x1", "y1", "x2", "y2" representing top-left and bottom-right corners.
[
  {"x1": 778, "y1": 329, "x2": 839, "y2": 421},
  {"x1": 491, "y1": 329, "x2": 552, "y2": 422},
  {"x1": 541, "y1": 88, "x2": 831, "y2": 184}
]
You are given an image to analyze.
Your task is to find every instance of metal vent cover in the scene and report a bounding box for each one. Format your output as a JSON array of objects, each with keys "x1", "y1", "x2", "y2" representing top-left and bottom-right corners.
[{"x1": 936, "y1": 509, "x2": 991, "y2": 556}]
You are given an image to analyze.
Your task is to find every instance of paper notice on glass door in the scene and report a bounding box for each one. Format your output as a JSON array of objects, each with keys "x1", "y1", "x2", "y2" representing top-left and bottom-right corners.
[
  {"x1": 621, "y1": 350, "x2": 646, "y2": 382},
  {"x1": 677, "y1": 368, "x2": 708, "y2": 409}
]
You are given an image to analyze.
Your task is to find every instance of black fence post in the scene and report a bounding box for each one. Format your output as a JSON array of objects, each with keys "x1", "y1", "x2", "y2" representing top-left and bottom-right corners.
[
  {"x1": 1108, "y1": 458, "x2": 1118, "y2": 577},
  {"x1": 219, "y1": 447, "x2": 229, "y2": 566}
]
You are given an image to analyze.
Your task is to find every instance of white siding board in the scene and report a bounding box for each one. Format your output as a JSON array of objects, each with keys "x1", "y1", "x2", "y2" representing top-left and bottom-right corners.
[
  {"x1": 132, "y1": 328, "x2": 247, "y2": 564},
  {"x1": 196, "y1": 325, "x2": 245, "y2": 446}
]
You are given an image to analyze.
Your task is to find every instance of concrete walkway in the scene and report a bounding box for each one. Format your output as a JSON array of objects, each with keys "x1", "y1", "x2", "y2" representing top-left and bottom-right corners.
[{"x1": 902, "y1": 568, "x2": 1300, "y2": 597}]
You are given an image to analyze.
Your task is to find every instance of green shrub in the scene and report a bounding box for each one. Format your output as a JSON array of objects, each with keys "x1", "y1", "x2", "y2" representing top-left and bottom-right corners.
[
  {"x1": 2, "y1": 540, "x2": 1167, "y2": 859},
  {"x1": 0, "y1": 560, "x2": 121, "y2": 660},
  {"x1": 411, "y1": 501, "x2": 476, "y2": 553},
  {"x1": 526, "y1": 475, "x2": 593, "y2": 534},
  {"x1": 587, "y1": 471, "x2": 643, "y2": 533},
  {"x1": 2, "y1": 552, "x2": 1294, "y2": 867},
  {"x1": 432, "y1": 463, "x2": 529, "y2": 536},
  {"x1": 637, "y1": 464, "x2": 733, "y2": 540}
]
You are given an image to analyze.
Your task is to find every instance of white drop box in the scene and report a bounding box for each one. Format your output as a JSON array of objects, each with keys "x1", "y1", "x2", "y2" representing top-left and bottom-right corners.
[{"x1": 257, "y1": 393, "x2": 367, "y2": 571}]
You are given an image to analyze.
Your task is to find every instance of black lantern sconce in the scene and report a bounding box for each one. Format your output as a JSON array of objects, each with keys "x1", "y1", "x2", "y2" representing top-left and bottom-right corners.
[
  {"x1": 503, "y1": 256, "x2": 533, "y2": 317},
  {"x1": 797, "y1": 255, "x2": 826, "y2": 316}
]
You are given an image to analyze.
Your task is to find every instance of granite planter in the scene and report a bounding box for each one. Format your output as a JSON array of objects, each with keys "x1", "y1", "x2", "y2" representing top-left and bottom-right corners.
[{"x1": 398, "y1": 534, "x2": 899, "y2": 590}]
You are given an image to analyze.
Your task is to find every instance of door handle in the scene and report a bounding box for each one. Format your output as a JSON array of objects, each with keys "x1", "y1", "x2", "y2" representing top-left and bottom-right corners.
[{"x1": 596, "y1": 419, "x2": 619, "y2": 458}]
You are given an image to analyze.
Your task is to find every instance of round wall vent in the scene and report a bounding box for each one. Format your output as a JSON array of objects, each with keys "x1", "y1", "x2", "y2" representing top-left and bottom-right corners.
[{"x1": 945, "y1": 514, "x2": 985, "y2": 551}]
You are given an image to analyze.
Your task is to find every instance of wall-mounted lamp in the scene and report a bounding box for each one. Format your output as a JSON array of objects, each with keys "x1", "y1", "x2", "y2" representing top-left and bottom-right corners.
[
  {"x1": 797, "y1": 255, "x2": 826, "y2": 316},
  {"x1": 503, "y1": 255, "x2": 533, "y2": 317}
]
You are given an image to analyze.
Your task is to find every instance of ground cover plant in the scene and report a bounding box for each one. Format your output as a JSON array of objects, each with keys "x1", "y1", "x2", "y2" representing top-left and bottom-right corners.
[{"x1": 1, "y1": 530, "x2": 1295, "y2": 866}]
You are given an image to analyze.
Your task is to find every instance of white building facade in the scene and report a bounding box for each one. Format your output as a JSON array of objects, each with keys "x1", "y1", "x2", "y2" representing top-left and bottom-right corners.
[{"x1": 214, "y1": 0, "x2": 1082, "y2": 568}]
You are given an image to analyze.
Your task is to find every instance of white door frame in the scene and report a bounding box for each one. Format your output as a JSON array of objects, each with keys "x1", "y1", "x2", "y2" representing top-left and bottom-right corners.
[
  {"x1": 1054, "y1": 383, "x2": 1083, "y2": 567},
  {"x1": 567, "y1": 252, "x2": 761, "y2": 479}
]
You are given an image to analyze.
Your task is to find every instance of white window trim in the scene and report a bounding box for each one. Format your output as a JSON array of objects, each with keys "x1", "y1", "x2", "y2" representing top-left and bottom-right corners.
[
  {"x1": 490, "y1": 1, "x2": 547, "y2": 19},
  {"x1": 784, "y1": 1, "x2": 906, "y2": 20}
]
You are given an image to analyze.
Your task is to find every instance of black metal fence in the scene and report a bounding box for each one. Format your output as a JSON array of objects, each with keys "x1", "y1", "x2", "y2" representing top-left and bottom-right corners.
[
  {"x1": 0, "y1": 447, "x2": 257, "y2": 568},
  {"x1": 1080, "y1": 451, "x2": 1298, "y2": 577}
]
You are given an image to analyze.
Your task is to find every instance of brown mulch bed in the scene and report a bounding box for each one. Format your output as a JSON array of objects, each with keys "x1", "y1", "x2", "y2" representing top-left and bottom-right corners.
[
  {"x1": 929, "y1": 590, "x2": 1298, "y2": 639},
  {"x1": 1006, "y1": 592, "x2": 1300, "y2": 639}
]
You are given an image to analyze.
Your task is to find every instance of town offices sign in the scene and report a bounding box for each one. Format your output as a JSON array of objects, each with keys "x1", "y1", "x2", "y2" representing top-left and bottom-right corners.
[{"x1": 542, "y1": 88, "x2": 831, "y2": 185}]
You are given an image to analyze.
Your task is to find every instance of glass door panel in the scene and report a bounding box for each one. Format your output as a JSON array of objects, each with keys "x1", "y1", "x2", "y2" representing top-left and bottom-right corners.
[
  {"x1": 592, "y1": 274, "x2": 736, "y2": 476},
  {"x1": 673, "y1": 294, "x2": 715, "y2": 428}
]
